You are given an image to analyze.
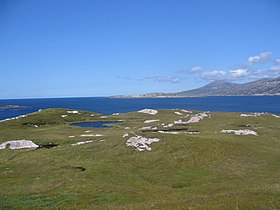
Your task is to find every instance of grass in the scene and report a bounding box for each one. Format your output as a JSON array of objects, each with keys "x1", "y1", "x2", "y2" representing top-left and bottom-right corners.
[{"x1": 0, "y1": 108, "x2": 280, "y2": 209}]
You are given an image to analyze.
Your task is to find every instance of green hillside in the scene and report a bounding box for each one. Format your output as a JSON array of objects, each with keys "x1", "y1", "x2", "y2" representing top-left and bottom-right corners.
[{"x1": 0, "y1": 108, "x2": 280, "y2": 209}]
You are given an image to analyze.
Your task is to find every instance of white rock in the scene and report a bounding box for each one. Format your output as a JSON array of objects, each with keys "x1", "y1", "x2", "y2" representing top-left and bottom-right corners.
[
  {"x1": 85, "y1": 130, "x2": 92, "y2": 133},
  {"x1": 186, "y1": 112, "x2": 208, "y2": 123},
  {"x1": 0, "y1": 114, "x2": 27, "y2": 123},
  {"x1": 80, "y1": 134, "x2": 104, "y2": 137},
  {"x1": 122, "y1": 134, "x2": 129, "y2": 138},
  {"x1": 158, "y1": 131, "x2": 180, "y2": 135},
  {"x1": 71, "y1": 140, "x2": 93, "y2": 146},
  {"x1": 90, "y1": 114, "x2": 95, "y2": 116},
  {"x1": 174, "y1": 119, "x2": 187, "y2": 124},
  {"x1": 112, "y1": 113, "x2": 119, "y2": 116},
  {"x1": 68, "y1": 136, "x2": 75, "y2": 138},
  {"x1": 124, "y1": 127, "x2": 130, "y2": 130},
  {"x1": 163, "y1": 123, "x2": 174, "y2": 128},
  {"x1": 0, "y1": 140, "x2": 39, "y2": 150},
  {"x1": 271, "y1": 114, "x2": 280, "y2": 118},
  {"x1": 240, "y1": 112, "x2": 265, "y2": 117},
  {"x1": 67, "y1": 110, "x2": 79, "y2": 114},
  {"x1": 140, "y1": 126, "x2": 152, "y2": 130},
  {"x1": 181, "y1": 110, "x2": 192, "y2": 113},
  {"x1": 158, "y1": 131, "x2": 200, "y2": 135},
  {"x1": 175, "y1": 111, "x2": 183, "y2": 115},
  {"x1": 80, "y1": 134, "x2": 95, "y2": 137},
  {"x1": 221, "y1": 129, "x2": 258, "y2": 136},
  {"x1": 61, "y1": 115, "x2": 68, "y2": 118},
  {"x1": 126, "y1": 135, "x2": 160, "y2": 151},
  {"x1": 144, "y1": 119, "x2": 160, "y2": 123},
  {"x1": 138, "y1": 109, "x2": 158, "y2": 115},
  {"x1": 100, "y1": 116, "x2": 108, "y2": 118}
]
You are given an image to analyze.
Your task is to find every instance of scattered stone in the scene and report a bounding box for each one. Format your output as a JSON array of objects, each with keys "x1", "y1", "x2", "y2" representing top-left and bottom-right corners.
[
  {"x1": 0, "y1": 140, "x2": 39, "y2": 150},
  {"x1": 90, "y1": 114, "x2": 95, "y2": 116},
  {"x1": 100, "y1": 116, "x2": 108, "y2": 118},
  {"x1": 112, "y1": 113, "x2": 119, "y2": 116},
  {"x1": 186, "y1": 112, "x2": 208, "y2": 123},
  {"x1": 34, "y1": 125, "x2": 38, "y2": 128},
  {"x1": 240, "y1": 113, "x2": 265, "y2": 117},
  {"x1": 271, "y1": 114, "x2": 280, "y2": 118},
  {"x1": 124, "y1": 127, "x2": 130, "y2": 130},
  {"x1": 85, "y1": 130, "x2": 92, "y2": 133},
  {"x1": 174, "y1": 119, "x2": 188, "y2": 124},
  {"x1": 0, "y1": 114, "x2": 27, "y2": 123},
  {"x1": 99, "y1": 140, "x2": 106, "y2": 142},
  {"x1": 158, "y1": 131, "x2": 180, "y2": 135},
  {"x1": 68, "y1": 136, "x2": 75, "y2": 138},
  {"x1": 221, "y1": 129, "x2": 258, "y2": 136},
  {"x1": 140, "y1": 126, "x2": 151, "y2": 130},
  {"x1": 140, "y1": 126, "x2": 157, "y2": 130},
  {"x1": 126, "y1": 135, "x2": 160, "y2": 151},
  {"x1": 80, "y1": 134, "x2": 95, "y2": 137},
  {"x1": 71, "y1": 140, "x2": 93, "y2": 146},
  {"x1": 185, "y1": 131, "x2": 200, "y2": 135},
  {"x1": 163, "y1": 123, "x2": 174, "y2": 128},
  {"x1": 175, "y1": 111, "x2": 183, "y2": 116},
  {"x1": 61, "y1": 115, "x2": 68, "y2": 118},
  {"x1": 158, "y1": 131, "x2": 200, "y2": 135},
  {"x1": 80, "y1": 134, "x2": 104, "y2": 137},
  {"x1": 122, "y1": 134, "x2": 129, "y2": 138},
  {"x1": 181, "y1": 110, "x2": 192, "y2": 113},
  {"x1": 138, "y1": 109, "x2": 158, "y2": 115},
  {"x1": 144, "y1": 119, "x2": 160, "y2": 123},
  {"x1": 67, "y1": 110, "x2": 79, "y2": 114}
]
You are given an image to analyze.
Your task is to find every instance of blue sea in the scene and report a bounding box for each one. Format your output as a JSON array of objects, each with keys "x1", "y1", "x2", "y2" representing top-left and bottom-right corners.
[{"x1": 0, "y1": 96, "x2": 280, "y2": 120}]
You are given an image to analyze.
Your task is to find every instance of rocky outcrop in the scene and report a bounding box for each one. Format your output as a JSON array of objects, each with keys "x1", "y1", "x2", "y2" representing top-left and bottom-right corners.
[
  {"x1": 221, "y1": 129, "x2": 258, "y2": 136},
  {"x1": 0, "y1": 140, "x2": 39, "y2": 150},
  {"x1": 126, "y1": 135, "x2": 160, "y2": 151},
  {"x1": 138, "y1": 109, "x2": 158, "y2": 115}
]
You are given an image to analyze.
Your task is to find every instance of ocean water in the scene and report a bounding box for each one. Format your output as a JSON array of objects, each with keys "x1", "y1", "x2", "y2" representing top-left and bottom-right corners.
[{"x1": 0, "y1": 96, "x2": 279, "y2": 120}]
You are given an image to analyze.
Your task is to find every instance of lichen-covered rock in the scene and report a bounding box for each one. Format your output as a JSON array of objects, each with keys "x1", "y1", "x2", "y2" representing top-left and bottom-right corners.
[
  {"x1": 221, "y1": 129, "x2": 258, "y2": 136},
  {"x1": 187, "y1": 112, "x2": 208, "y2": 123},
  {"x1": 138, "y1": 109, "x2": 158, "y2": 115},
  {"x1": 0, "y1": 140, "x2": 39, "y2": 150},
  {"x1": 126, "y1": 135, "x2": 160, "y2": 151}
]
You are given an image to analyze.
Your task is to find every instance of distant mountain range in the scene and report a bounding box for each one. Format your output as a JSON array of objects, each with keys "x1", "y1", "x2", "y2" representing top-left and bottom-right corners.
[{"x1": 113, "y1": 77, "x2": 280, "y2": 98}]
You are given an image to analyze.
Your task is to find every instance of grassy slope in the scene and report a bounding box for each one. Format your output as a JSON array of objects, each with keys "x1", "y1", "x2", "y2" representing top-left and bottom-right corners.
[{"x1": 0, "y1": 108, "x2": 279, "y2": 209}]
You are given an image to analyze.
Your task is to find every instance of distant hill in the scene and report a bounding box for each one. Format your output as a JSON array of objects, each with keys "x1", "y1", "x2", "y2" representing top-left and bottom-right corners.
[{"x1": 114, "y1": 77, "x2": 280, "y2": 98}]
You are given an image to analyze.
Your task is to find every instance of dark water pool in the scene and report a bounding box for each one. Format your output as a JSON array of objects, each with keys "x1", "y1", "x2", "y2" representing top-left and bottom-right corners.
[{"x1": 70, "y1": 121, "x2": 118, "y2": 128}]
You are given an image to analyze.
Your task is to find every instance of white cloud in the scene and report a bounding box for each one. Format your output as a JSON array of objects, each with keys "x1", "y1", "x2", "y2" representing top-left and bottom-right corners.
[
  {"x1": 229, "y1": 69, "x2": 248, "y2": 78},
  {"x1": 153, "y1": 76, "x2": 183, "y2": 83},
  {"x1": 246, "y1": 52, "x2": 272, "y2": 65},
  {"x1": 275, "y1": 58, "x2": 280, "y2": 65},
  {"x1": 269, "y1": 65, "x2": 280, "y2": 72},
  {"x1": 191, "y1": 66, "x2": 203, "y2": 72},
  {"x1": 202, "y1": 70, "x2": 226, "y2": 80}
]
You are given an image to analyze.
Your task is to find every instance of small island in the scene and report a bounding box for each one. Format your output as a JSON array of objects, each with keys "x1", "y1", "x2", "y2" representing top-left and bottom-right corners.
[{"x1": 0, "y1": 105, "x2": 29, "y2": 109}]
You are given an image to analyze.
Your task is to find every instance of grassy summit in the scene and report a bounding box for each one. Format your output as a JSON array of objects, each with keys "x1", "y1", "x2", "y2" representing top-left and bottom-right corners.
[{"x1": 0, "y1": 108, "x2": 280, "y2": 209}]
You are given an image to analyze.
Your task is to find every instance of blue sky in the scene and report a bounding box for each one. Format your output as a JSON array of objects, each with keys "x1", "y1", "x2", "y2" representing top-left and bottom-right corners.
[{"x1": 1, "y1": 0, "x2": 280, "y2": 99}]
